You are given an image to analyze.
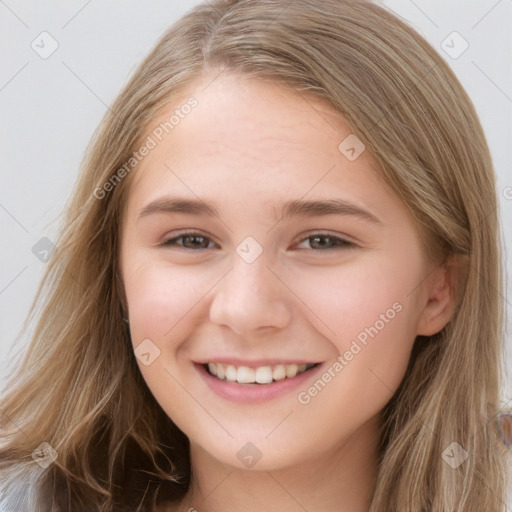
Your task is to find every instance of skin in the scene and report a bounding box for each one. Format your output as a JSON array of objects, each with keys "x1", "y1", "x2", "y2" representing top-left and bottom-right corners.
[{"x1": 119, "y1": 72, "x2": 457, "y2": 512}]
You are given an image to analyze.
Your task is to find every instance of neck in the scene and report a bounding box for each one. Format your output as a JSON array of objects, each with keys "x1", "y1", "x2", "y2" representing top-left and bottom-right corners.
[{"x1": 178, "y1": 416, "x2": 380, "y2": 512}]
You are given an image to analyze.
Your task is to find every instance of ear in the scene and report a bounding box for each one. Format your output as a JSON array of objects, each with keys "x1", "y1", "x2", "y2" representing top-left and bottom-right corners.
[{"x1": 416, "y1": 256, "x2": 461, "y2": 336}]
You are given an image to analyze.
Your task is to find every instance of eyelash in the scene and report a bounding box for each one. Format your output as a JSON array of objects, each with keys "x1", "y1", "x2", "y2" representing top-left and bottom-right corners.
[{"x1": 160, "y1": 230, "x2": 356, "y2": 251}]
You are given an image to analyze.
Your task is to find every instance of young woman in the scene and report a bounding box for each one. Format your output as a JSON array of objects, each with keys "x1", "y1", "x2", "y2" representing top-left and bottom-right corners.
[{"x1": 1, "y1": 0, "x2": 510, "y2": 510}]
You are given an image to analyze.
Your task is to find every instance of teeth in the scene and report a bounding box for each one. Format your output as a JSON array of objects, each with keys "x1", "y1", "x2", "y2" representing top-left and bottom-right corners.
[
  {"x1": 216, "y1": 363, "x2": 225, "y2": 380},
  {"x1": 255, "y1": 366, "x2": 273, "y2": 384},
  {"x1": 206, "y1": 362, "x2": 315, "y2": 384},
  {"x1": 237, "y1": 366, "x2": 255, "y2": 383},
  {"x1": 286, "y1": 364, "x2": 298, "y2": 378},
  {"x1": 225, "y1": 364, "x2": 237, "y2": 381},
  {"x1": 273, "y1": 364, "x2": 286, "y2": 381}
]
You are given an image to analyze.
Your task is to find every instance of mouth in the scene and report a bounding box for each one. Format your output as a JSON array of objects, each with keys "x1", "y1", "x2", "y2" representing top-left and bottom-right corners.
[
  {"x1": 196, "y1": 360, "x2": 323, "y2": 403},
  {"x1": 203, "y1": 362, "x2": 319, "y2": 384}
]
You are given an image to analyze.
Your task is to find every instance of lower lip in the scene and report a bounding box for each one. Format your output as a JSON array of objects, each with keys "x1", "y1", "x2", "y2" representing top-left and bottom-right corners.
[{"x1": 195, "y1": 363, "x2": 323, "y2": 403}]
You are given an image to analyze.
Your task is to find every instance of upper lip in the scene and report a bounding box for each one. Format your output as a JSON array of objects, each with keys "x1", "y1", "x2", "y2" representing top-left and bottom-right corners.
[{"x1": 195, "y1": 358, "x2": 320, "y2": 367}]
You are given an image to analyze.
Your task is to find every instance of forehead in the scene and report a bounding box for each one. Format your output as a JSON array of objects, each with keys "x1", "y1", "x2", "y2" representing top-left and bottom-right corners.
[{"x1": 125, "y1": 72, "x2": 390, "y2": 217}]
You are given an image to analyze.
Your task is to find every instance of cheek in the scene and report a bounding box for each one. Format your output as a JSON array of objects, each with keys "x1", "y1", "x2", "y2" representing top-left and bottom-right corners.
[
  {"x1": 286, "y1": 252, "x2": 423, "y2": 400},
  {"x1": 285, "y1": 250, "x2": 423, "y2": 340},
  {"x1": 123, "y1": 258, "x2": 209, "y2": 346},
  {"x1": 122, "y1": 258, "x2": 213, "y2": 426}
]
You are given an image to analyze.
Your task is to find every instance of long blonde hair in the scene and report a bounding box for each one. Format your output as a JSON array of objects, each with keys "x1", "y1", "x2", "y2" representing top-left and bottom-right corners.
[{"x1": 1, "y1": 0, "x2": 509, "y2": 510}]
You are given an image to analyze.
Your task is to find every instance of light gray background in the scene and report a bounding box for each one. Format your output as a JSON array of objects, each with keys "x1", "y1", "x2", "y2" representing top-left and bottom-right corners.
[{"x1": 0, "y1": 0, "x2": 511, "y2": 504}]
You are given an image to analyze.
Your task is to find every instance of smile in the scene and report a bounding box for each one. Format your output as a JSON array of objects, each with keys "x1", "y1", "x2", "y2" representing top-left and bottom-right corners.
[
  {"x1": 204, "y1": 362, "x2": 317, "y2": 384},
  {"x1": 196, "y1": 360, "x2": 323, "y2": 403}
]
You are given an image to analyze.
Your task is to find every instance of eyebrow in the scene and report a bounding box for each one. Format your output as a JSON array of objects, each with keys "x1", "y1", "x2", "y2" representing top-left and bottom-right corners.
[{"x1": 137, "y1": 196, "x2": 383, "y2": 225}]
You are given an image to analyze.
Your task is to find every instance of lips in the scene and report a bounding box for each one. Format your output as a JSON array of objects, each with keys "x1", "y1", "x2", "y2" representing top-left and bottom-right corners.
[
  {"x1": 205, "y1": 362, "x2": 318, "y2": 384},
  {"x1": 196, "y1": 360, "x2": 323, "y2": 403}
]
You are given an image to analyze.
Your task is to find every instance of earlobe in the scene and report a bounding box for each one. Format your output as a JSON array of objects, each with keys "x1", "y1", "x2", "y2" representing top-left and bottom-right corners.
[{"x1": 416, "y1": 257, "x2": 460, "y2": 336}]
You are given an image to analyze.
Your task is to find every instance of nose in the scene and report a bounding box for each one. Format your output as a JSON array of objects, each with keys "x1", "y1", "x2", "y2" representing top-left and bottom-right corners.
[{"x1": 209, "y1": 255, "x2": 292, "y2": 337}]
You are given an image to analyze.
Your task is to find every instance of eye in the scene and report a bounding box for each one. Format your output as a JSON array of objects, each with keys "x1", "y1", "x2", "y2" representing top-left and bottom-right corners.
[
  {"x1": 295, "y1": 232, "x2": 356, "y2": 251},
  {"x1": 160, "y1": 230, "x2": 356, "y2": 251},
  {"x1": 161, "y1": 230, "x2": 218, "y2": 250}
]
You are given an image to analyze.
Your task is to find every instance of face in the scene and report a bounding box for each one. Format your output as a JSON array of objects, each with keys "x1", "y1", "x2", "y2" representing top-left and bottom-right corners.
[{"x1": 119, "y1": 72, "x2": 445, "y2": 471}]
